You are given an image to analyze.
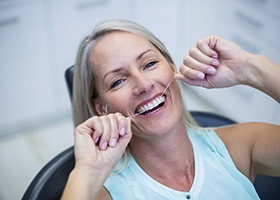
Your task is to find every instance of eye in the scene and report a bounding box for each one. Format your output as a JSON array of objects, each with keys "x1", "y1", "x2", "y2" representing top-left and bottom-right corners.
[
  {"x1": 145, "y1": 61, "x2": 157, "y2": 69},
  {"x1": 111, "y1": 79, "x2": 125, "y2": 89}
]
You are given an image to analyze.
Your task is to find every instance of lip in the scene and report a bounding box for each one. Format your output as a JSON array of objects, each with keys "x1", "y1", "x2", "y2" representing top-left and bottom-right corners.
[{"x1": 134, "y1": 93, "x2": 166, "y2": 116}]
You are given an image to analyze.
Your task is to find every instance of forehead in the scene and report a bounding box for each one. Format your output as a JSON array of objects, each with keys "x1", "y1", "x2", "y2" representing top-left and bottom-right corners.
[
  {"x1": 89, "y1": 31, "x2": 159, "y2": 70},
  {"x1": 94, "y1": 31, "x2": 155, "y2": 54}
]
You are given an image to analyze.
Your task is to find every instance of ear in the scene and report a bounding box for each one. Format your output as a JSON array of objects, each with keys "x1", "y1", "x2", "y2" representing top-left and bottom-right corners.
[{"x1": 93, "y1": 99, "x2": 107, "y2": 116}]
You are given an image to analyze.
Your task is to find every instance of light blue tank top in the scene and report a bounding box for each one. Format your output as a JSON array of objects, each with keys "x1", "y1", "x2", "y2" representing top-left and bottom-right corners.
[{"x1": 104, "y1": 128, "x2": 260, "y2": 199}]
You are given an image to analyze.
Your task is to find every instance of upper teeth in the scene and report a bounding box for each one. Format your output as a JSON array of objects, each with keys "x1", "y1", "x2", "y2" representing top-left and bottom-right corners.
[{"x1": 136, "y1": 96, "x2": 165, "y2": 114}]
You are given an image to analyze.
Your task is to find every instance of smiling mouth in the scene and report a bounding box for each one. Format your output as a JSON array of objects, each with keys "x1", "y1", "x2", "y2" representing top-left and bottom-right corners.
[{"x1": 135, "y1": 95, "x2": 166, "y2": 116}]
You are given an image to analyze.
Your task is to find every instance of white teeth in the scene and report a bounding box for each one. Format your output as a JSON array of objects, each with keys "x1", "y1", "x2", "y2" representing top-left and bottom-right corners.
[
  {"x1": 144, "y1": 105, "x2": 149, "y2": 111},
  {"x1": 152, "y1": 101, "x2": 157, "y2": 107},
  {"x1": 136, "y1": 96, "x2": 165, "y2": 114}
]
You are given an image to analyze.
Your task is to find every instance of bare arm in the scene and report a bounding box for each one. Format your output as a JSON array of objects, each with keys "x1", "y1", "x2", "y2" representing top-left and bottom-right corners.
[
  {"x1": 245, "y1": 54, "x2": 280, "y2": 103},
  {"x1": 62, "y1": 167, "x2": 112, "y2": 200},
  {"x1": 217, "y1": 122, "x2": 280, "y2": 181},
  {"x1": 251, "y1": 123, "x2": 280, "y2": 176}
]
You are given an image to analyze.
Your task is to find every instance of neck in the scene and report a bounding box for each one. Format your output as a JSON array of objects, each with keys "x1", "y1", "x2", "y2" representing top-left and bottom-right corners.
[{"x1": 129, "y1": 118, "x2": 195, "y2": 191}]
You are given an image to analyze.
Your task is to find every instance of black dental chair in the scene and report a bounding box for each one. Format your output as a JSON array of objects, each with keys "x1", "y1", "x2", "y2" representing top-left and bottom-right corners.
[{"x1": 22, "y1": 66, "x2": 280, "y2": 200}]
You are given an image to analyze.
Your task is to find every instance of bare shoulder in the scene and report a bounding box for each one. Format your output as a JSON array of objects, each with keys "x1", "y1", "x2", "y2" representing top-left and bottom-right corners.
[
  {"x1": 214, "y1": 122, "x2": 280, "y2": 180},
  {"x1": 215, "y1": 122, "x2": 280, "y2": 154},
  {"x1": 214, "y1": 123, "x2": 258, "y2": 166},
  {"x1": 215, "y1": 122, "x2": 280, "y2": 141},
  {"x1": 96, "y1": 187, "x2": 112, "y2": 200}
]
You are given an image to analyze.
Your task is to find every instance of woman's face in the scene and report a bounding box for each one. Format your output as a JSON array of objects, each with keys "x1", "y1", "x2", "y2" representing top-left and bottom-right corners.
[{"x1": 89, "y1": 31, "x2": 183, "y2": 138}]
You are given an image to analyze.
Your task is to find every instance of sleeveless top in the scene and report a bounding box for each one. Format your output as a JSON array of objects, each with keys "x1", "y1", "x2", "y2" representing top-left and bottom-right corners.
[{"x1": 104, "y1": 128, "x2": 260, "y2": 200}]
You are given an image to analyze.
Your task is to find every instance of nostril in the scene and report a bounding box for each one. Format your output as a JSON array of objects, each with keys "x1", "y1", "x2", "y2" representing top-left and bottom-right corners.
[{"x1": 132, "y1": 77, "x2": 154, "y2": 96}]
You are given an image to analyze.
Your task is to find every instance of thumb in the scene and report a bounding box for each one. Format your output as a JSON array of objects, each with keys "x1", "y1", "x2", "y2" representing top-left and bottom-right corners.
[{"x1": 175, "y1": 73, "x2": 201, "y2": 87}]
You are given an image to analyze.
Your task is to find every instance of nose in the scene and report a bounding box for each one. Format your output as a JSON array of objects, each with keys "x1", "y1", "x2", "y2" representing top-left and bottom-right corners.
[{"x1": 132, "y1": 74, "x2": 154, "y2": 96}]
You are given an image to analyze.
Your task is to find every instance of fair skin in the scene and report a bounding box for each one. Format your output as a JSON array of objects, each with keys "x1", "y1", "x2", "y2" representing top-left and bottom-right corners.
[
  {"x1": 62, "y1": 33, "x2": 280, "y2": 200},
  {"x1": 92, "y1": 31, "x2": 194, "y2": 191},
  {"x1": 177, "y1": 34, "x2": 280, "y2": 180},
  {"x1": 176, "y1": 35, "x2": 280, "y2": 103}
]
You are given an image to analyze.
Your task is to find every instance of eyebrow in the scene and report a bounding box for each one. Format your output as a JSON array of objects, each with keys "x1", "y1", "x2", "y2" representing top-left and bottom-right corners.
[
  {"x1": 103, "y1": 49, "x2": 155, "y2": 81},
  {"x1": 136, "y1": 49, "x2": 154, "y2": 61}
]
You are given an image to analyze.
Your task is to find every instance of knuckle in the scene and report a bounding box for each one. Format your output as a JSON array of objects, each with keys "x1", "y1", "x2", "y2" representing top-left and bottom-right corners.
[
  {"x1": 115, "y1": 112, "x2": 125, "y2": 119},
  {"x1": 90, "y1": 115, "x2": 99, "y2": 122},
  {"x1": 189, "y1": 47, "x2": 197, "y2": 57},
  {"x1": 196, "y1": 40, "x2": 203, "y2": 48},
  {"x1": 75, "y1": 123, "x2": 87, "y2": 133},
  {"x1": 180, "y1": 64, "x2": 190, "y2": 75},
  {"x1": 115, "y1": 112, "x2": 122, "y2": 116},
  {"x1": 197, "y1": 38, "x2": 204, "y2": 45},
  {"x1": 107, "y1": 113, "x2": 114, "y2": 118},
  {"x1": 183, "y1": 56, "x2": 192, "y2": 66},
  {"x1": 100, "y1": 115, "x2": 110, "y2": 123},
  {"x1": 75, "y1": 124, "x2": 82, "y2": 130}
]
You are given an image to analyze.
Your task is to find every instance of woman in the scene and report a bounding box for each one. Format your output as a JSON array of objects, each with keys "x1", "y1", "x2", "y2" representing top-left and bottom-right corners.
[{"x1": 62, "y1": 19, "x2": 280, "y2": 200}]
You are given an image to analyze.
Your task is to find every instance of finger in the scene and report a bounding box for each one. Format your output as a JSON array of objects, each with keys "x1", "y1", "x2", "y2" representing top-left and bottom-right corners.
[
  {"x1": 189, "y1": 47, "x2": 219, "y2": 70},
  {"x1": 98, "y1": 116, "x2": 111, "y2": 150},
  {"x1": 175, "y1": 73, "x2": 214, "y2": 89},
  {"x1": 82, "y1": 116, "x2": 103, "y2": 143},
  {"x1": 74, "y1": 124, "x2": 95, "y2": 150},
  {"x1": 197, "y1": 35, "x2": 219, "y2": 58},
  {"x1": 179, "y1": 61, "x2": 205, "y2": 80},
  {"x1": 189, "y1": 46, "x2": 211, "y2": 65},
  {"x1": 182, "y1": 53, "x2": 218, "y2": 79},
  {"x1": 115, "y1": 113, "x2": 129, "y2": 136},
  {"x1": 175, "y1": 73, "x2": 202, "y2": 86},
  {"x1": 75, "y1": 123, "x2": 92, "y2": 137},
  {"x1": 107, "y1": 114, "x2": 119, "y2": 147}
]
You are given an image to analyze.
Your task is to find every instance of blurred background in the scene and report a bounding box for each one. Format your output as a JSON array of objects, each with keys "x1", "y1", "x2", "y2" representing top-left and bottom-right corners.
[{"x1": 0, "y1": 0, "x2": 279, "y2": 199}]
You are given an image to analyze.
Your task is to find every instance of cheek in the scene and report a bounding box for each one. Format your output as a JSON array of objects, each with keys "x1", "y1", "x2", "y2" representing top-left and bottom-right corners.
[
  {"x1": 170, "y1": 80, "x2": 183, "y2": 110},
  {"x1": 160, "y1": 67, "x2": 176, "y2": 90},
  {"x1": 154, "y1": 64, "x2": 175, "y2": 84},
  {"x1": 105, "y1": 92, "x2": 130, "y2": 114}
]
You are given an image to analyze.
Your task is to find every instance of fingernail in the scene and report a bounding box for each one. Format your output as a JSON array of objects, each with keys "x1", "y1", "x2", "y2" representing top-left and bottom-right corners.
[
  {"x1": 110, "y1": 138, "x2": 117, "y2": 147},
  {"x1": 120, "y1": 128, "x2": 126, "y2": 136},
  {"x1": 212, "y1": 60, "x2": 219, "y2": 67},
  {"x1": 101, "y1": 142, "x2": 108, "y2": 150},
  {"x1": 196, "y1": 72, "x2": 205, "y2": 80},
  {"x1": 95, "y1": 137, "x2": 100, "y2": 144},
  {"x1": 211, "y1": 54, "x2": 218, "y2": 59},
  {"x1": 206, "y1": 67, "x2": 216, "y2": 75}
]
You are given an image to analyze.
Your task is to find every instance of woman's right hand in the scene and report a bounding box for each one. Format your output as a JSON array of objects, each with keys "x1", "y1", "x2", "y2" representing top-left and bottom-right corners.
[
  {"x1": 62, "y1": 113, "x2": 131, "y2": 200},
  {"x1": 73, "y1": 112, "x2": 132, "y2": 173}
]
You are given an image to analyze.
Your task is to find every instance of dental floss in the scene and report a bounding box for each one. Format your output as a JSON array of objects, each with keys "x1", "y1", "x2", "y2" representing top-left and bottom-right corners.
[
  {"x1": 132, "y1": 112, "x2": 140, "y2": 117},
  {"x1": 198, "y1": 80, "x2": 204, "y2": 96},
  {"x1": 132, "y1": 75, "x2": 175, "y2": 117},
  {"x1": 131, "y1": 109, "x2": 142, "y2": 117},
  {"x1": 104, "y1": 104, "x2": 108, "y2": 115},
  {"x1": 160, "y1": 75, "x2": 175, "y2": 98}
]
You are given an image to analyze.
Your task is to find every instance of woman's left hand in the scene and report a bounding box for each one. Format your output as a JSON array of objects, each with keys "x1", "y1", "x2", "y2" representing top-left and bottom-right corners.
[{"x1": 175, "y1": 35, "x2": 250, "y2": 89}]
